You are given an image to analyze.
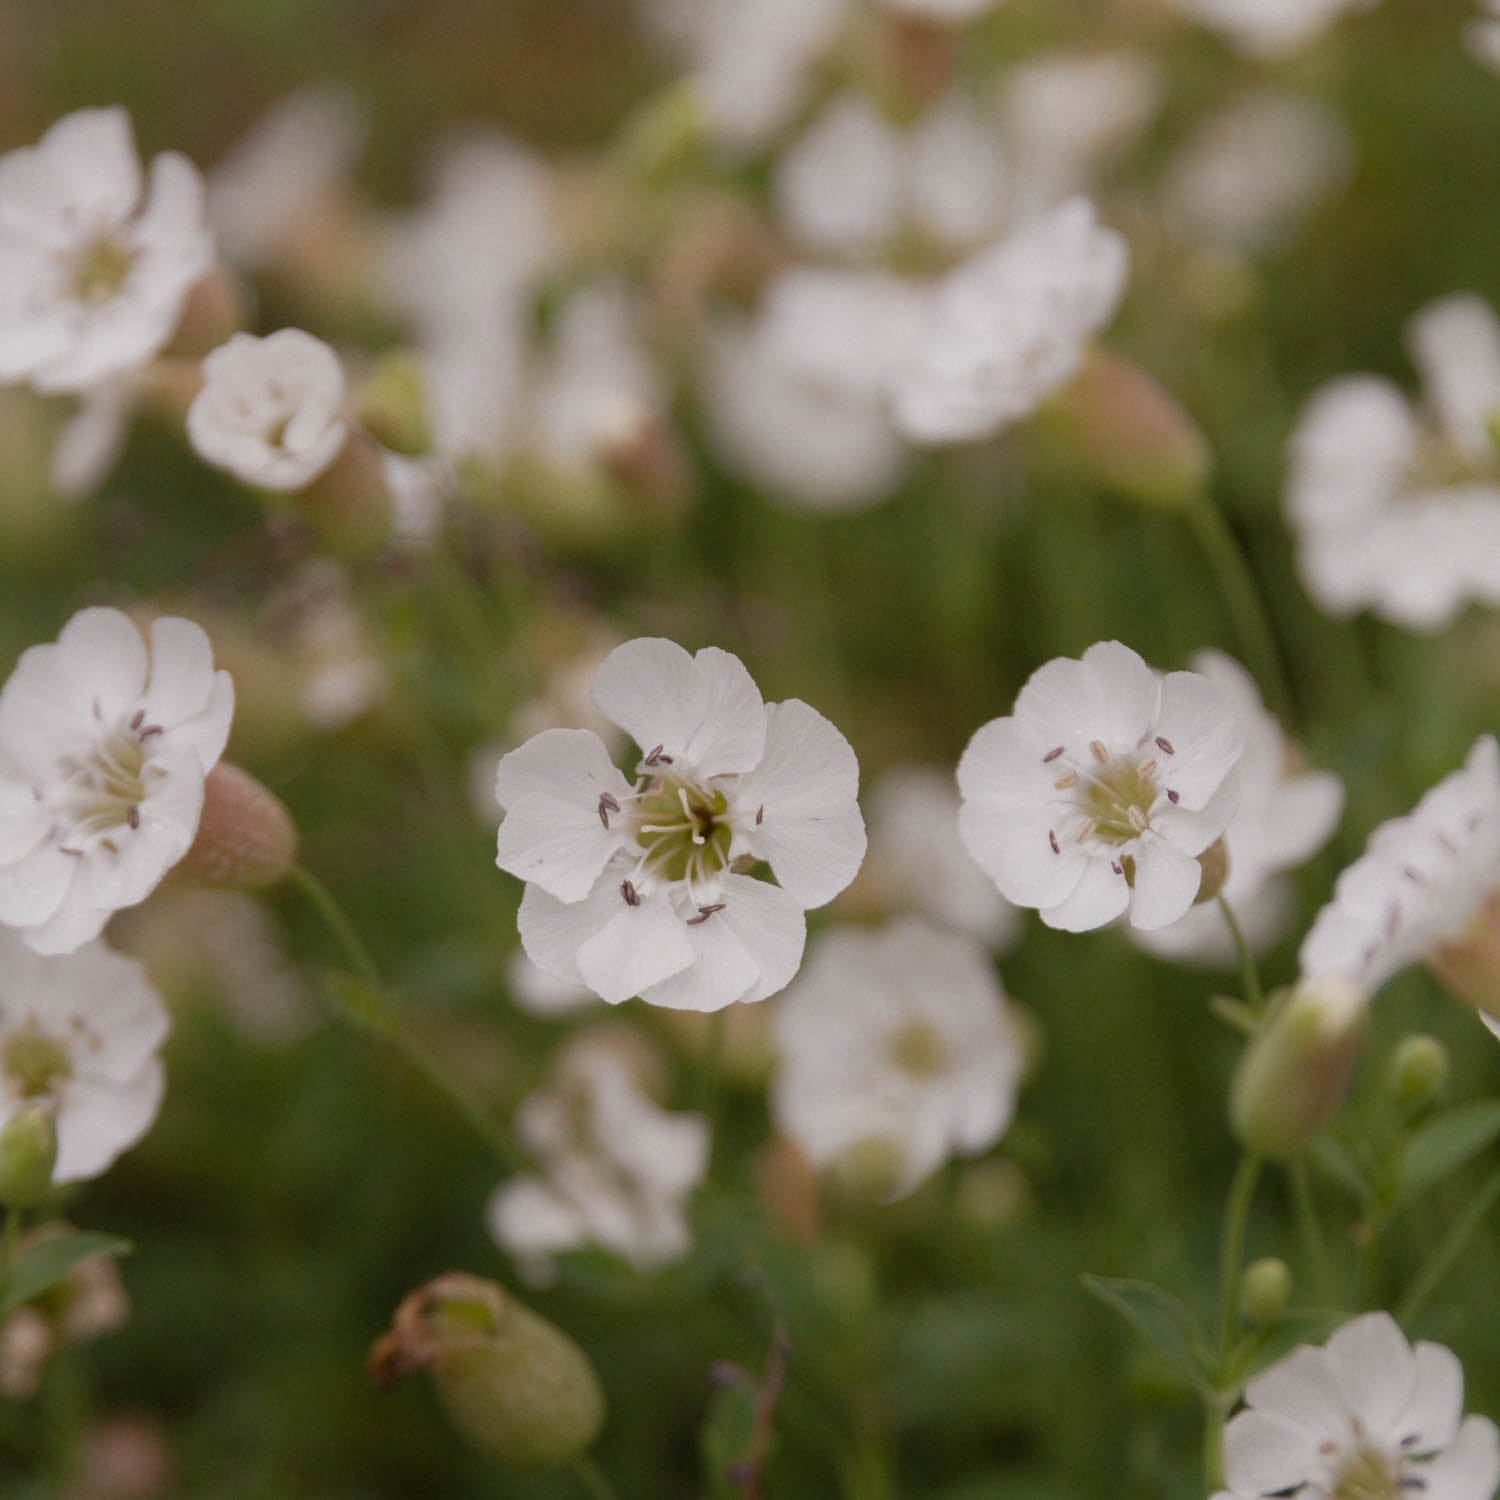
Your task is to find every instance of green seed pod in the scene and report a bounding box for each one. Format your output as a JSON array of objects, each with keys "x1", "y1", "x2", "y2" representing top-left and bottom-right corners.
[
  {"x1": 1239, "y1": 1258, "x2": 1292, "y2": 1328},
  {"x1": 370, "y1": 1273, "x2": 605, "y2": 1469},
  {"x1": 0, "y1": 1103, "x2": 58, "y2": 1209},
  {"x1": 1387, "y1": 1035, "x2": 1450, "y2": 1117}
]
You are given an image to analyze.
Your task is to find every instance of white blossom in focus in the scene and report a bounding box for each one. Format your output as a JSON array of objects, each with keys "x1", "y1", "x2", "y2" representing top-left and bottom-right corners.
[
  {"x1": 0, "y1": 107, "x2": 212, "y2": 394},
  {"x1": 705, "y1": 268, "x2": 924, "y2": 511},
  {"x1": 1168, "y1": 0, "x2": 1379, "y2": 59},
  {"x1": 957, "y1": 641, "x2": 1243, "y2": 932},
  {"x1": 1135, "y1": 652, "x2": 1343, "y2": 964},
  {"x1": 186, "y1": 330, "x2": 348, "y2": 492},
  {"x1": 497, "y1": 637, "x2": 866, "y2": 1012},
  {"x1": 0, "y1": 608, "x2": 234, "y2": 954},
  {"x1": 1301, "y1": 736, "x2": 1500, "y2": 997},
  {"x1": 1286, "y1": 295, "x2": 1500, "y2": 631},
  {"x1": 772, "y1": 920, "x2": 1023, "y2": 1198},
  {"x1": 892, "y1": 199, "x2": 1129, "y2": 445},
  {"x1": 0, "y1": 930, "x2": 168, "y2": 1183},
  {"x1": 486, "y1": 1030, "x2": 708, "y2": 1279},
  {"x1": 1212, "y1": 1312, "x2": 1499, "y2": 1500},
  {"x1": 860, "y1": 765, "x2": 1020, "y2": 950},
  {"x1": 1164, "y1": 92, "x2": 1353, "y2": 256}
]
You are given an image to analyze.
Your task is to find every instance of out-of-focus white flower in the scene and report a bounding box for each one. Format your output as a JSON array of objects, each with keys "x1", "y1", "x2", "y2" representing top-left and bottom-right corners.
[
  {"x1": 0, "y1": 930, "x2": 167, "y2": 1182},
  {"x1": 860, "y1": 765, "x2": 1020, "y2": 950},
  {"x1": 705, "y1": 267, "x2": 925, "y2": 510},
  {"x1": 0, "y1": 608, "x2": 234, "y2": 954},
  {"x1": 379, "y1": 450, "x2": 446, "y2": 546},
  {"x1": 186, "y1": 329, "x2": 348, "y2": 491},
  {"x1": 1164, "y1": 92, "x2": 1353, "y2": 256},
  {"x1": 1286, "y1": 295, "x2": 1500, "y2": 631},
  {"x1": 1135, "y1": 652, "x2": 1343, "y2": 963},
  {"x1": 0, "y1": 108, "x2": 213, "y2": 395},
  {"x1": 1301, "y1": 736, "x2": 1500, "y2": 997},
  {"x1": 486, "y1": 1030, "x2": 709, "y2": 1279},
  {"x1": 880, "y1": 0, "x2": 1003, "y2": 17},
  {"x1": 893, "y1": 198, "x2": 1129, "y2": 445},
  {"x1": 1168, "y1": 0, "x2": 1379, "y2": 59},
  {"x1": 506, "y1": 950, "x2": 597, "y2": 1020},
  {"x1": 772, "y1": 919, "x2": 1023, "y2": 1199},
  {"x1": 775, "y1": 92, "x2": 1007, "y2": 260},
  {"x1": 267, "y1": 561, "x2": 387, "y2": 732},
  {"x1": 1468, "y1": 1, "x2": 1500, "y2": 72},
  {"x1": 497, "y1": 637, "x2": 866, "y2": 1012},
  {"x1": 49, "y1": 378, "x2": 135, "y2": 502},
  {"x1": 207, "y1": 86, "x2": 368, "y2": 271},
  {"x1": 958, "y1": 640, "x2": 1243, "y2": 933},
  {"x1": 1212, "y1": 1312, "x2": 1499, "y2": 1500}
]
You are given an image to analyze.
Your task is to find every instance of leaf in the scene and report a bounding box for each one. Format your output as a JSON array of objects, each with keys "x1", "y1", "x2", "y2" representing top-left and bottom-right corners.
[
  {"x1": 1397, "y1": 1100, "x2": 1500, "y2": 1203},
  {"x1": 322, "y1": 970, "x2": 396, "y2": 1039},
  {"x1": 1306, "y1": 1136, "x2": 1369, "y2": 1202},
  {"x1": 0, "y1": 1231, "x2": 132, "y2": 1316},
  {"x1": 1081, "y1": 1276, "x2": 1214, "y2": 1392},
  {"x1": 699, "y1": 1373, "x2": 759, "y2": 1500}
]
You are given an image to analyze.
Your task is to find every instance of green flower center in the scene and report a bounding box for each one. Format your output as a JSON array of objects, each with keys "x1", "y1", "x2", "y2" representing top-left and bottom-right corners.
[
  {"x1": 1332, "y1": 1444, "x2": 1401, "y2": 1500},
  {"x1": 888, "y1": 1020, "x2": 949, "y2": 1080},
  {"x1": 68, "y1": 234, "x2": 137, "y2": 305},
  {"x1": 1078, "y1": 758, "x2": 1160, "y2": 846},
  {"x1": 630, "y1": 778, "x2": 733, "y2": 887},
  {"x1": 3, "y1": 1028, "x2": 71, "y2": 1099}
]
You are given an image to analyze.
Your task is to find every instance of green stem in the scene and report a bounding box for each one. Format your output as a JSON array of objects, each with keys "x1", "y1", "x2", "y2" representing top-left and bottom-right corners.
[
  {"x1": 1186, "y1": 496, "x2": 1291, "y2": 717},
  {"x1": 570, "y1": 1455, "x2": 621, "y2": 1500},
  {"x1": 1216, "y1": 1152, "x2": 1263, "y2": 1364},
  {"x1": 287, "y1": 863, "x2": 522, "y2": 1173},
  {"x1": 1288, "y1": 1155, "x2": 1336, "y2": 1304},
  {"x1": 1396, "y1": 1164, "x2": 1500, "y2": 1326},
  {"x1": 1203, "y1": 1391, "x2": 1230, "y2": 1491},
  {"x1": 1218, "y1": 895, "x2": 1265, "y2": 1014},
  {"x1": 0, "y1": 1207, "x2": 19, "y2": 1288}
]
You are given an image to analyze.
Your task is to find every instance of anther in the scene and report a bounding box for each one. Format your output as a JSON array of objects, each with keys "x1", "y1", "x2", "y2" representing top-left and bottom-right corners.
[
  {"x1": 1048, "y1": 829, "x2": 1060, "y2": 854},
  {"x1": 1155, "y1": 736, "x2": 1175, "y2": 755},
  {"x1": 755, "y1": 804, "x2": 764, "y2": 825},
  {"x1": 139, "y1": 724, "x2": 163, "y2": 739},
  {"x1": 1089, "y1": 740, "x2": 1109, "y2": 764},
  {"x1": 1053, "y1": 769, "x2": 1078, "y2": 790},
  {"x1": 129, "y1": 710, "x2": 144, "y2": 731},
  {"x1": 1400, "y1": 1479, "x2": 1428, "y2": 1492},
  {"x1": 1075, "y1": 818, "x2": 1097, "y2": 844},
  {"x1": 1402, "y1": 865, "x2": 1424, "y2": 883},
  {"x1": 597, "y1": 792, "x2": 620, "y2": 828},
  {"x1": 1135, "y1": 757, "x2": 1157, "y2": 778},
  {"x1": 686, "y1": 903, "x2": 725, "y2": 926},
  {"x1": 1042, "y1": 746, "x2": 1065, "y2": 764},
  {"x1": 620, "y1": 879, "x2": 641, "y2": 907},
  {"x1": 1127, "y1": 806, "x2": 1147, "y2": 832},
  {"x1": 1319, "y1": 1442, "x2": 1338, "y2": 1457},
  {"x1": 1166, "y1": 789, "x2": 1180, "y2": 804},
  {"x1": 1111, "y1": 861, "x2": 1123, "y2": 875},
  {"x1": 643, "y1": 744, "x2": 673, "y2": 767},
  {"x1": 127, "y1": 805, "x2": 140, "y2": 830},
  {"x1": 60, "y1": 847, "x2": 84, "y2": 858}
]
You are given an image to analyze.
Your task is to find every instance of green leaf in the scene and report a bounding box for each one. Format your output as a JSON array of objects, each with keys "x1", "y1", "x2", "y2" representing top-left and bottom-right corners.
[
  {"x1": 1397, "y1": 1100, "x2": 1500, "y2": 1203},
  {"x1": 1306, "y1": 1137, "x2": 1369, "y2": 1202},
  {"x1": 0, "y1": 1231, "x2": 132, "y2": 1316},
  {"x1": 699, "y1": 1372, "x2": 759, "y2": 1500},
  {"x1": 1081, "y1": 1276, "x2": 1214, "y2": 1393},
  {"x1": 322, "y1": 970, "x2": 396, "y2": 1039}
]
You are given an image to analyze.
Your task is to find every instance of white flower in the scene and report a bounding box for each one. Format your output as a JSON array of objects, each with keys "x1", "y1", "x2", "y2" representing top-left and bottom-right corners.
[
  {"x1": 0, "y1": 607, "x2": 234, "y2": 954},
  {"x1": 1168, "y1": 0, "x2": 1379, "y2": 59},
  {"x1": 704, "y1": 267, "x2": 924, "y2": 511},
  {"x1": 771, "y1": 919, "x2": 1023, "y2": 1199},
  {"x1": 0, "y1": 107, "x2": 212, "y2": 394},
  {"x1": 957, "y1": 640, "x2": 1243, "y2": 933},
  {"x1": 880, "y1": 0, "x2": 1001, "y2": 17},
  {"x1": 1469, "y1": 1, "x2": 1500, "y2": 73},
  {"x1": 486, "y1": 1031, "x2": 709, "y2": 1279},
  {"x1": 1214, "y1": 1312, "x2": 1499, "y2": 1500},
  {"x1": 497, "y1": 637, "x2": 866, "y2": 1012},
  {"x1": 892, "y1": 198, "x2": 1129, "y2": 445},
  {"x1": 859, "y1": 765, "x2": 1020, "y2": 950},
  {"x1": 1134, "y1": 652, "x2": 1343, "y2": 964},
  {"x1": 186, "y1": 330, "x2": 348, "y2": 492},
  {"x1": 1301, "y1": 736, "x2": 1500, "y2": 996},
  {"x1": 1285, "y1": 295, "x2": 1500, "y2": 631},
  {"x1": 0, "y1": 930, "x2": 168, "y2": 1183},
  {"x1": 1163, "y1": 92, "x2": 1353, "y2": 256}
]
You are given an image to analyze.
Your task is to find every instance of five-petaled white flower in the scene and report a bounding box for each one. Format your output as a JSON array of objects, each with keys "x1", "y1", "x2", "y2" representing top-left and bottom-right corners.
[
  {"x1": 892, "y1": 197, "x2": 1129, "y2": 446},
  {"x1": 0, "y1": 607, "x2": 234, "y2": 954},
  {"x1": 486, "y1": 1029, "x2": 709, "y2": 1281},
  {"x1": 496, "y1": 637, "x2": 866, "y2": 1012},
  {"x1": 772, "y1": 919, "x2": 1023, "y2": 1200},
  {"x1": 186, "y1": 329, "x2": 349, "y2": 492},
  {"x1": 957, "y1": 640, "x2": 1243, "y2": 932},
  {"x1": 1301, "y1": 735, "x2": 1500, "y2": 997},
  {"x1": 0, "y1": 929, "x2": 169, "y2": 1183},
  {"x1": 1213, "y1": 1311, "x2": 1499, "y2": 1500},
  {"x1": 0, "y1": 107, "x2": 213, "y2": 395}
]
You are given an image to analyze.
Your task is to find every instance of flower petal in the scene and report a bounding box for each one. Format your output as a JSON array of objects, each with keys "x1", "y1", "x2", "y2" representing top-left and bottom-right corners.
[
  {"x1": 1325, "y1": 1311, "x2": 1416, "y2": 1436},
  {"x1": 1039, "y1": 853, "x2": 1129, "y2": 931},
  {"x1": 1128, "y1": 836, "x2": 1204, "y2": 930},
  {"x1": 1417, "y1": 1415, "x2": 1500, "y2": 1500},
  {"x1": 575, "y1": 887, "x2": 695, "y2": 1006},
  {"x1": 1222, "y1": 1409, "x2": 1324, "y2": 1496},
  {"x1": 1398, "y1": 1342, "x2": 1465, "y2": 1453},
  {"x1": 1244, "y1": 1345, "x2": 1349, "y2": 1439},
  {"x1": 1153, "y1": 669, "x2": 1245, "y2": 810}
]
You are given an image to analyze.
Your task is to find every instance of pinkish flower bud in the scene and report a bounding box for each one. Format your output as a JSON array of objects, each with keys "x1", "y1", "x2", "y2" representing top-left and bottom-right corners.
[{"x1": 180, "y1": 763, "x2": 298, "y2": 890}]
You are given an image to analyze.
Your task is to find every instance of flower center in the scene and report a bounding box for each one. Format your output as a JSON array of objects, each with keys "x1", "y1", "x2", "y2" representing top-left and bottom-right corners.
[
  {"x1": 1332, "y1": 1444, "x2": 1402, "y2": 1500},
  {"x1": 3, "y1": 1028, "x2": 71, "y2": 1100},
  {"x1": 68, "y1": 234, "x2": 137, "y2": 305},
  {"x1": 54, "y1": 718, "x2": 156, "y2": 847},
  {"x1": 1077, "y1": 757, "x2": 1160, "y2": 846},
  {"x1": 630, "y1": 777, "x2": 733, "y2": 887},
  {"x1": 887, "y1": 1020, "x2": 949, "y2": 1080}
]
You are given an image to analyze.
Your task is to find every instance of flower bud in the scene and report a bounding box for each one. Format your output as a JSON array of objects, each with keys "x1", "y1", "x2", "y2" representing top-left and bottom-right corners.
[
  {"x1": 180, "y1": 763, "x2": 298, "y2": 890},
  {"x1": 355, "y1": 352, "x2": 431, "y2": 457},
  {"x1": 1193, "y1": 837, "x2": 1231, "y2": 906},
  {"x1": 1038, "y1": 349, "x2": 1213, "y2": 511},
  {"x1": 370, "y1": 1272, "x2": 605, "y2": 1469},
  {"x1": 1230, "y1": 977, "x2": 1368, "y2": 1158},
  {"x1": 1429, "y1": 888, "x2": 1500, "y2": 1025},
  {"x1": 1387, "y1": 1035, "x2": 1450, "y2": 1116},
  {"x1": 0, "y1": 1104, "x2": 57, "y2": 1208},
  {"x1": 1239, "y1": 1257, "x2": 1292, "y2": 1327}
]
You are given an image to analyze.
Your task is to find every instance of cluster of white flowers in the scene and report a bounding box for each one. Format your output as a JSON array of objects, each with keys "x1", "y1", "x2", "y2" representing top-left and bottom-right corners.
[{"x1": 1286, "y1": 295, "x2": 1500, "y2": 631}]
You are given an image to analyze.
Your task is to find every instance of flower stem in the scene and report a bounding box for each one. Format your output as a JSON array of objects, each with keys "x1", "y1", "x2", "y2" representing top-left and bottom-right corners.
[
  {"x1": 286, "y1": 863, "x2": 522, "y2": 1173},
  {"x1": 1186, "y1": 496, "x2": 1291, "y2": 717},
  {"x1": 1288, "y1": 1155, "x2": 1336, "y2": 1304},
  {"x1": 1216, "y1": 1152, "x2": 1262, "y2": 1361},
  {"x1": 1396, "y1": 1163, "x2": 1500, "y2": 1326},
  {"x1": 571, "y1": 1455, "x2": 621, "y2": 1500},
  {"x1": 0, "y1": 1207, "x2": 20, "y2": 1288},
  {"x1": 1217, "y1": 895, "x2": 1264, "y2": 1015}
]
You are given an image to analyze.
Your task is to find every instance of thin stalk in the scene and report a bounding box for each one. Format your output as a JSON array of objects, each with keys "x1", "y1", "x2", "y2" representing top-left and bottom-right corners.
[
  {"x1": 0, "y1": 1208, "x2": 18, "y2": 1287},
  {"x1": 285, "y1": 863, "x2": 382, "y2": 991},
  {"x1": 1218, "y1": 895, "x2": 1265, "y2": 1014},
  {"x1": 1288, "y1": 1155, "x2": 1336, "y2": 1304},
  {"x1": 1397, "y1": 1164, "x2": 1500, "y2": 1326},
  {"x1": 1216, "y1": 1153, "x2": 1263, "y2": 1365}
]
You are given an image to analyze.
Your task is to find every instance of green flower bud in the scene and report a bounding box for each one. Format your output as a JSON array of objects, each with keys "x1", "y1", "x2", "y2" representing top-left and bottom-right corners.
[
  {"x1": 0, "y1": 1104, "x2": 57, "y2": 1208},
  {"x1": 370, "y1": 1273, "x2": 604, "y2": 1469},
  {"x1": 1387, "y1": 1035, "x2": 1450, "y2": 1116},
  {"x1": 1230, "y1": 977, "x2": 1368, "y2": 1158},
  {"x1": 1239, "y1": 1257, "x2": 1292, "y2": 1328},
  {"x1": 355, "y1": 352, "x2": 431, "y2": 457}
]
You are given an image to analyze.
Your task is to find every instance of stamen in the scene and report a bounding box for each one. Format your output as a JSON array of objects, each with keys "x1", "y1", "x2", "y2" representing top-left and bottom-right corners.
[
  {"x1": 1135, "y1": 757, "x2": 1157, "y2": 779},
  {"x1": 139, "y1": 725, "x2": 163, "y2": 739},
  {"x1": 686, "y1": 903, "x2": 725, "y2": 926},
  {"x1": 1402, "y1": 865, "x2": 1424, "y2": 883},
  {"x1": 1111, "y1": 861, "x2": 1123, "y2": 875},
  {"x1": 1048, "y1": 829, "x2": 1060, "y2": 854},
  {"x1": 1089, "y1": 740, "x2": 1109, "y2": 764},
  {"x1": 1043, "y1": 746, "x2": 1065, "y2": 764},
  {"x1": 1166, "y1": 789, "x2": 1180, "y2": 804},
  {"x1": 1075, "y1": 818, "x2": 1097, "y2": 844},
  {"x1": 1053, "y1": 769, "x2": 1078, "y2": 790},
  {"x1": 129, "y1": 710, "x2": 144, "y2": 731},
  {"x1": 127, "y1": 805, "x2": 140, "y2": 830},
  {"x1": 1127, "y1": 806, "x2": 1147, "y2": 832},
  {"x1": 1155, "y1": 736, "x2": 1175, "y2": 755},
  {"x1": 597, "y1": 792, "x2": 621, "y2": 829},
  {"x1": 755, "y1": 804, "x2": 764, "y2": 825},
  {"x1": 620, "y1": 879, "x2": 641, "y2": 907},
  {"x1": 642, "y1": 744, "x2": 673, "y2": 767}
]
